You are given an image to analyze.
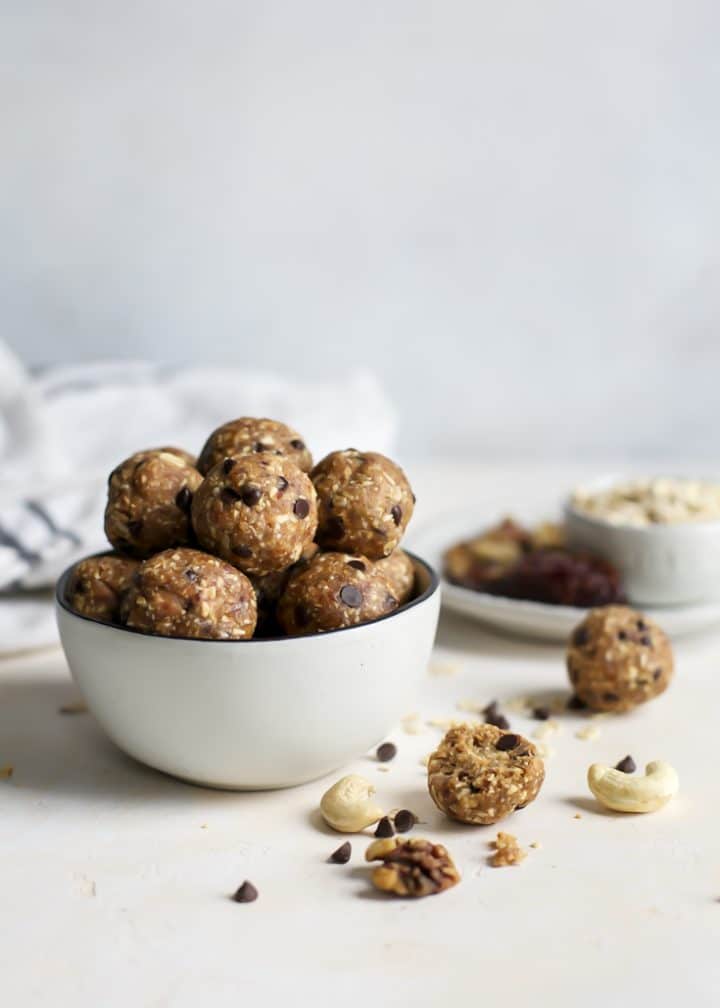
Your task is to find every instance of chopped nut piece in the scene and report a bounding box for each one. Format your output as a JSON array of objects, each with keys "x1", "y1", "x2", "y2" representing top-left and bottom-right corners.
[
  {"x1": 529, "y1": 841, "x2": 541, "y2": 849},
  {"x1": 575, "y1": 725, "x2": 601, "y2": 741},
  {"x1": 429, "y1": 661, "x2": 461, "y2": 677},
  {"x1": 59, "y1": 701, "x2": 88, "y2": 715},
  {"x1": 490, "y1": 832, "x2": 527, "y2": 867},
  {"x1": 574, "y1": 813, "x2": 582, "y2": 819},
  {"x1": 0, "y1": 765, "x2": 14, "y2": 779},
  {"x1": 366, "y1": 837, "x2": 460, "y2": 897},
  {"x1": 532, "y1": 719, "x2": 560, "y2": 741}
]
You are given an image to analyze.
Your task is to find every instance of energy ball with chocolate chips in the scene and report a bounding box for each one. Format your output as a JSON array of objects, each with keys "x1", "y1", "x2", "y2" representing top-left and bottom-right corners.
[
  {"x1": 121, "y1": 548, "x2": 256, "y2": 639},
  {"x1": 311, "y1": 450, "x2": 415, "y2": 560},
  {"x1": 105, "y1": 449, "x2": 203, "y2": 558},
  {"x1": 566, "y1": 605, "x2": 673, "y2": 713},
  {"x1": 276, "y1": 551, "x2": 398, "y2": 636},
  {"x1": 427, "y1": 723, "x2": 545, "y2": 826},
  {"x1": 66, "y1": 554, "x2": 140, "y2": 623},
  {"x1": 197, "y1": 417, "x2": 313, "y2": 475},
  {"x1": 191, "y1": 455, "x2": 318, "y2": 577},
  {"x1": 250, "y1": 542, "x2": 318, "y2": 636},
  {"x1": 374, "y1": 549, "x2": 415, "y2": 605}
]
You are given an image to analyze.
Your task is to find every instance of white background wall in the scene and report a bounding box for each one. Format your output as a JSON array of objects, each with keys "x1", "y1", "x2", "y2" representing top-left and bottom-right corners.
[{"x1": 2, "y1": 1, "x2": 719, "y2": 459}]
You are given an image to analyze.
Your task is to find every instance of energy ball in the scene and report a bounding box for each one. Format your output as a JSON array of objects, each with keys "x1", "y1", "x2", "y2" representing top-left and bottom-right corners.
[
  {"x1": 374, "y1": 549, "x2": 415, "y2": 605},
  {"x1": 121, "y1": 548, "x2": 256, "y2": 639},
  {"x1": 566, "y1": 605, "x2": 673, "y2": 713},
  {"x1": 105, "y1": 449, "x2": 203, "y2": 558},
  {"x1": 191, "y1": 455, "x2": 318, "y2": 577},
  {"x1": 66, "y1": 554, "x2": 140, "y2": 623},
  {"x1": 311, "y1": 450, "x2": 415, "y2": 560},
  {"x1": 277, "y1": 551, "x2": 398, "y2": 636},
  {"x1": 427, "y1": 723, "x2": 545, "y2": 826},
  {"x1": 197, "y1": 417, "x2": 312, "y2": 475}
]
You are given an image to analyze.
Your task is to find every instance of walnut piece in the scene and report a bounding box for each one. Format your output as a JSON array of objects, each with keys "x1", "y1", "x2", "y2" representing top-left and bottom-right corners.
[
  {"x1": 490, "y1": 832, "x2": 527, "y2": 867},
  {"x1": 365, "y1": 837, "x2": 460, "y2": 898}
]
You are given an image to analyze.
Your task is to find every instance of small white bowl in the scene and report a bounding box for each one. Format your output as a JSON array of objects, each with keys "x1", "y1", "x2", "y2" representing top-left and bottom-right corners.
[
  {"x1": 55, "y1": 553, "x2": 440, "y2": 790},
  {"x1": 565, "y1": 478, "x2": 720, "y2": 607}
]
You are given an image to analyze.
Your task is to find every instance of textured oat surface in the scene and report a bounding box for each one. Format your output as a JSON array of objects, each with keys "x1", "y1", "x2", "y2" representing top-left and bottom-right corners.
[
  {"x1": 191, "y1": 454, "x2": 317, "y2": 577},
  {"x1": 66, "y1": 554, "x2": 140, "y2": 623},
  {"x1": 311, "y1": 449, "x2": 414, "y2": 559},
  {"x1": 121, "y1": 547, "x2": 257, "y2": 639},
  {"x1": 104, "y1": 448, "x2": 202, "y2": 558},
  {"x1": 428, "y1": 722, "x2": 545, "y2": 825},
  {"x1": 277, "y1": 551, "x2": 398, "y2": 635},
  {"x1": 374, "y1": 549, "x2": 415, "y2": 604},
  {"x1": 566, "y1": 605, "x2": 673, "y2": 712},
  {"x1": 197, "y1": 417, "x2": 313, "y2": 475}
]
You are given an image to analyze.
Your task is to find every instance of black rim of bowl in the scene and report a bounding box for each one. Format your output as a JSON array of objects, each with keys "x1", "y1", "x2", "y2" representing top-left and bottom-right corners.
[{"x1": 55, "y1": 549, "x2": 440, "y2": 644}]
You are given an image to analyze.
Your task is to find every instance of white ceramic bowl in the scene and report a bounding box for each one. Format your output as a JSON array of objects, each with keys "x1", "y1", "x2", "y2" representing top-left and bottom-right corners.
[
  {"x1": 565, "y1": 480, "x2": 720, "y2": 607},
  {"x1": 55, "y1": 552, "x2": 439, "y2": 790}
]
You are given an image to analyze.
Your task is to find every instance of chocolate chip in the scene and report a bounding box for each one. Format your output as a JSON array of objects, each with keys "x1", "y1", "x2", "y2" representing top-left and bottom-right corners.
[
  {"x1": 602, "y1": 691, "x2": 619, "y2": 703},
  {"x1": 221, "y1": 486, "x2": 243, "y2": 504},
  {"x1": 290, "y1": 439, "x2": 305, "y2": 451},
  {"x1": 329, "y1": 841, "x2": 352, "y2": 864},
  {"x1": 127, "y1": 520, "x2": 143, "y2": 536},
  {"x1": 376, "y1": 742, "x2": 397, "y2": 762},
  {"x1": 253, "y1": 442, "x2": 267, "y2": 453},
  {"x1": 640, "y1": 635, "x2": 652, "y2": 646},
  {"x1": 324, "y1": 516, "x2": 345, "y2": 539},
  {"x1": 390, "y1": 504, "x2": 402, "y2": 526},
  {"x1": 393, "y1": 810, "x2": 417, "y2": 833},
  {"x1": 241, "y1": 486, "x2": 262, "y2": 507},
  {"x1": 340, "y1": 584, "x2": 362, "y2": 608},
  {"x1": 294, "y1": 604, "x2": 310, "y2": 627},
  {"x1": 637, "y1": 619, "x2": 646, "y2": 630},
  {"x1": 490, "y1": 713, "x2": 510, "y2": 730},
  {"x1": 234, "y1": 545, "x2": 252, "y2": 558},
  {"x1": 483, "y1": 701, "x2": 510, "y2": 730},
  {"x1": 515, "y1": 803, "x2": 527, "y2": 811},
  {"x1": 567, "y1": 694, "x2": 587, "y2": 710},
  {"x1": 175, "y1": 486, "x2": 192, "y2": 513},
  {"x1": 232, "y1": 880, "x2": 258, "y2": 903},
  {"x1": 532, "y1": 706, "x2": 551, "y2": 721},
  {"x1": 346, "y1": 559, "x2": 366, "y2": 571},
  {"x1": 277, "y1": 476, "x2": 289, "y2": 494},
  {"x1": 293, "y1": 498, "x2": 309, "y2": 518},
  {"x1": 618, "y1": 630, "x2": 627, "y2": 641},
  {"x1": 412, "y1": 493, "x2": 417, "y2": 504},
  {"x1": 374, "y1": 816, "x2": 394, "y2": 838},
  {"x1": 184, "y1": 568, "x2": 199, "y2": 582},
  {"x1": 223, "y1": 458, "x2": 236, "y2": 473},
  {"x1": 615, "y1": 755, "x2": 636, "y2": 773},
  {"x1": 572, "y1": 624, "x2": 589, "y2": 647},
  {"x1": 74, "y1": 579, "x2": 87, "y2": 594},
  {"x1": 653, "y1": 668, "x2": 663, "y2": 680},
  {"x1": 496, "y1": 733, "x2": 520, "y2": 751}
]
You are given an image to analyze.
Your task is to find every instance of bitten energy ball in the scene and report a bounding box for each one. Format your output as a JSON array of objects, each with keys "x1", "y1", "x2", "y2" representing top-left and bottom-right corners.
[
  {"x1": 197, "y1": 417, "x2": 312, "y2": 475},
  {"x1": 66, "y1": 554, "x2": 139, "y2": 623},
  {"x1": 566, "y1": 605, "x2": 673, "y2": 713},
  {"x1": 311, "y1": 450, "x2": 415, "y2": 560},
  {"x1": 191, "y1": 455, "x2": 318, "y2": 577},
  {"x1": 374, "y1": 549, "x2": 415, "y2": 605},
  {"x1": 277, "y1": 551, "x2": 398, "y2": 636},
  {"x1": 121, "y1": 548, "x2": 256, "y2": 639},
  {"x1": 105, "y1": 449, "x2": 202, "y2": 558},
  {"x1": 427, "y1": 723, "x2": 545, "y2": 825}
]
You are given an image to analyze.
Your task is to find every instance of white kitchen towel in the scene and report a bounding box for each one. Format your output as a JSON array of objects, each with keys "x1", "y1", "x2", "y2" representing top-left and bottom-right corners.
[{"x1": 0, "y1": 343, "x2": 397, "y2": 650}]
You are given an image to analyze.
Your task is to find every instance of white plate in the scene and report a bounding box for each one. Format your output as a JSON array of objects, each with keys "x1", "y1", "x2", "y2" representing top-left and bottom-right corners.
[{"x1": 410, "y1": 511, "x2": 720, "y2": 642}]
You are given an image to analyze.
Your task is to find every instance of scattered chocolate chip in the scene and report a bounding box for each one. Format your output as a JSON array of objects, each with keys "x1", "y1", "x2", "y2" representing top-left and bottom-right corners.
[
  {"x1": 640, "y1": 635, "x2": 652, "y2": 646},
  {"x1": 572, "y1": 624, "x2": 589, "y2": 647},
  {"x1": 615, "y1": 755, "x2": 636, "y2": 773},
  {"x1": 393, "y1": 810, "x2": 417, "y2": 833},
  {"x1": 376, "y1": 742, "x2": 397, "y2": 762},
  {"x1": 127, "y1": 520, "x2": 143, "y2": 536},
  {"x1": 412, "y1": 492, "x2": 417, "y2": 504},
  {"x1": 324, "y1": 516, "x2": 345, "y2": 539},
  {"x1": 653, "y1": 668, "x2": 663, "y2": 680},
  {"x1": 184, "y1": 568, "x2": 199, "y2": 582},
  {"x1": 567, "y1": 694, "x2": 587, "y2": 710},
  {"x1": 390, "y1": 504, "x2": 402, "y2": 526},
  {"x1": 294, "y1": 604, "x2": 310, "y2": 627},
  {"x1": 223, "y1": 458, "x2": 236, "y2": 473},
  {"x1": 175, "y1": 486, "x2": 192, "y2": 512},
  {"x1": 618, "y1": 630, "x2": 627, "y2": 640},
  {"x1": 277, "y1": 476, "x2": 289, "y2": 494},
  {"x1": 329, "y1": 841, "x2": 352, "y2": 864},
  {"x1": 221, "y1": 486, "x2": 243, "y2": 504},
  {"x1": 234, "y1": 545, "x2": 252, "y2": 558},
  {"x1": 602, "y1": 691, "x2": 619, "y2": 703},
  {"x1": 496, "y1": 733, "x2": 520, "y2": 751},
  {"x1": 483, "y1": 700, "x2": 510, "y2": 730},
  {"x1": 290, "y1": 439, "x2": 305, "y2": 451},
  {"x1": 340, "y1": 584, "x2": 362, "y2": 608},
  {"x1": 232, "y1": 880, "x2": 258, "y2": 903},
  {"x1": 346, "y1": 559, "x2": 366, "y2": 571},
  {"x1": 241, "y1": 486, "x2": 262, "y2": 507},
  {"x1": 532, "y1": 706, "x2": 551, "y2": 721},
  {"x1": 374, "y1": 816, "x2": 394, "y2": 838},
  {"x1": 293, "y1": 498, "x2": 310, "y2": 518}
]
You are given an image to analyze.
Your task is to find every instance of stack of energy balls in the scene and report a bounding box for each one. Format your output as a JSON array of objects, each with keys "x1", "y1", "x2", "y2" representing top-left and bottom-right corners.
[{"x1": 65, "y1": 419, "x2": 417, "y2": 641}]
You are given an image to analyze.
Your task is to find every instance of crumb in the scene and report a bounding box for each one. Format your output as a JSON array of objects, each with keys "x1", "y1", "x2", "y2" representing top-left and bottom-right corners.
[
  {"x1": 377, "y1": 765, "x2": 390, "y2": 773},
  {"x1": 59, "y1": 701, "x2": 88, "y2": 715},
  {"x1": 456, "y1": 698, "x2": 483, "y2": 713},
  {"x1": 505, "y1": 696, "x2": 531, "y2": 713},
  {"x1": 200, "y1": 823, "x2": 208, "y2": 829},
  {"x1": 401, "y1": 712, "x2": 425, "y2": 735},
  {"x1": 574, "y1": 813, "x2": 582, "y2": 819},
  {"x1": 529, "y1": 841, "x2": 541, "y2": 849},
  {"x1": 0, "y1": 765, "x2": 13, "y2": 779},
  {"x1": 532, "y1": 718, "x2": 560, "y2": 741},
  {"x1": 429, "y1": 661, "x2": 460, "y2": 677},
  {"x1": 575, "y1": 725, "x2": 600, "y2": 741},
  {"x1": 535, "y1": 743, "x2": 554, "y2": 759},
  {"x1": 426, "y1": 717, "x2": 463, "y2": 730},
  {"x1": 490, "y1": 832, "x2": 527, "y2": 867}
]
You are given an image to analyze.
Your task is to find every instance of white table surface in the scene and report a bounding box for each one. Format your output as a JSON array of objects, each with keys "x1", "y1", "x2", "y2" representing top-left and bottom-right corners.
[{"x1": 2, "y1": 462, "x2": 719, "y2": 1007}]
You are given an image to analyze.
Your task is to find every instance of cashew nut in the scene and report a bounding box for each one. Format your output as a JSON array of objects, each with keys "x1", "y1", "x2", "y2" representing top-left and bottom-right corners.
[
  {"x1": 320, "y1": 774, "x2": 384, "y2": 832},
  {"x1": 587, "y1": 760, "x2": 678, "y2": 813}
]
